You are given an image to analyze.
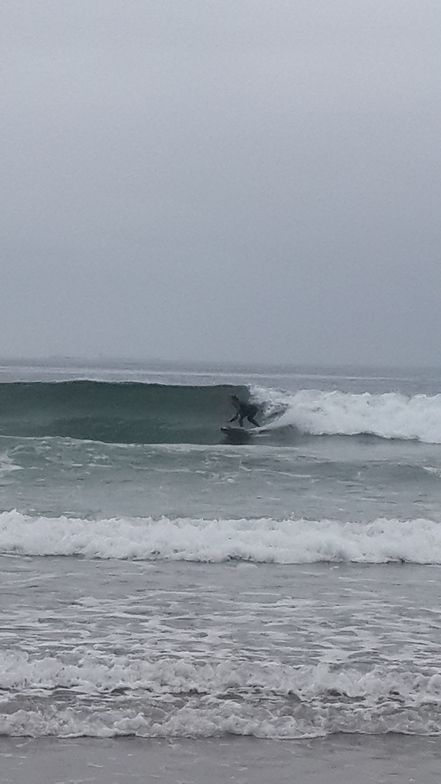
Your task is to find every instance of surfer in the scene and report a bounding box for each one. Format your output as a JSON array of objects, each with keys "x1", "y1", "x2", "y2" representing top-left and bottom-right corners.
[{"x1": 229, "y1": 395, "x2": 260, "y2": 428}]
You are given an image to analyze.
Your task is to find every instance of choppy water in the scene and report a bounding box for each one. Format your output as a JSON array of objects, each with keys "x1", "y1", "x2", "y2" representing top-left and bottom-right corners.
[{"x1": 1, "y1": 360, "x2": 441, "y2": 739}]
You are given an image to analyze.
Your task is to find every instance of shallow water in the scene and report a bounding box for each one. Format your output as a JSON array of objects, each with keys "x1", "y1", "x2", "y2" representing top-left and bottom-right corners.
[
  {"x1": 2, "y1": 735, "x2": 441, "y2": 784},
  {"x1": 2, "y1": 554, "x2": 441, "y2": 738}
]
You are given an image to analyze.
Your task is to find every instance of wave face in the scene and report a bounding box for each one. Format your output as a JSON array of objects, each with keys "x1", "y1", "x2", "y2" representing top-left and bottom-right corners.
[
  {"x1": 1, "y1": 380, "x2": 441, "y2": 444},
  {"x1": 0, "y1": 381, "x2": 247, "y2": 444}
]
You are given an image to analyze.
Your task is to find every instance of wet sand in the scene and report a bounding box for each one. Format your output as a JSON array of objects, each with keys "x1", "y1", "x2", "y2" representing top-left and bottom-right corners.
[{"x1": 1, "y1": 734, "x2": 440, "y2": 783}]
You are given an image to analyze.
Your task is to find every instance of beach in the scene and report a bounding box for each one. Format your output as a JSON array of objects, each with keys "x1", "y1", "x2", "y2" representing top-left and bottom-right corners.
[{"x1": 2, "y1": 735, "x2": 441, "y2": 783}]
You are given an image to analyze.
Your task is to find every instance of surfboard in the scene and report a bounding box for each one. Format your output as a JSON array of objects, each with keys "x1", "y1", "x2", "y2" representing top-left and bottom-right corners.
[
  {"x1": 221, "y1": 425, "x2": 267, "y2": 436},
  {"x1": 221, "y1": 426, "x2": 250, "y2": 434},
  {"x1": 220, "y1": 426, "x2": 252, "y2": 442}
]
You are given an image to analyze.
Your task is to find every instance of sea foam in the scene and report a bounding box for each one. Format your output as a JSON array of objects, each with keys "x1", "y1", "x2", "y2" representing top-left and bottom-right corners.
[
  {"x1": 1, "y1": 511, "x2": 441, "y2": 563},
  {"x1": 254, "y1": 388, "x2": 441, "y2": 443},
  {"x1": 1, "y1": 650, "x2": 441, "y2": 738}
]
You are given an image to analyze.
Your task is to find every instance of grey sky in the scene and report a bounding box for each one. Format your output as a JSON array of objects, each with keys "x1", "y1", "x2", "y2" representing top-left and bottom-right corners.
[{"x1": 1, "y1": 0, "x2": 440, "y2": 366}]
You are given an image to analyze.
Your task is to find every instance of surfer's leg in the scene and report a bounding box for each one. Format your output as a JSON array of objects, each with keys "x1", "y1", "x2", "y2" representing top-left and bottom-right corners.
[{"x1": 247, "y1": 416, "x2": 259, "y2": 427}]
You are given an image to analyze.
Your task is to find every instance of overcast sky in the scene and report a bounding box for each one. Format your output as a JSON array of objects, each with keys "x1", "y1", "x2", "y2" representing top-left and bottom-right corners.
[{"x1": 1, "y1": 0, "x2": 440, "y2": 367}]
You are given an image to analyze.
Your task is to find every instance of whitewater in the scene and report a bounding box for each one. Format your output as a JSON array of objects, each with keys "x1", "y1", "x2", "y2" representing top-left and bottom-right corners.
[
  {"x1": 2, "y1": 512, "x2": 441, "y2": 564},
  {"x1": 253, "y1": 387, "x2": 441, "y2": 443},
  {"x1": 1, "y1": 360, "x2": 441, "y2": 781}
]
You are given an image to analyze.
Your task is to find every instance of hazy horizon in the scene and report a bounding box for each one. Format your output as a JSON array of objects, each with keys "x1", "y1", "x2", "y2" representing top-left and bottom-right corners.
[
  {"x1": 2, "y1": 1, "x2": 441, "y2": 367},
  {"x1": 1, "y1": 354, "x2": 439, "y2": 374}
]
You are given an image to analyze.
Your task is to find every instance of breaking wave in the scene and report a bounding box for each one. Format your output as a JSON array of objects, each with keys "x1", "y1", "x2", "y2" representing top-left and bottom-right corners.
[
  {"x1": 1, "y1": 512, "x2": 441, "y2": 563},
  {"x1": 253, "y1": 387, "x2": 441, "y2": 444},
  {"x1": 0, "y1": 380, "x2": 440, "y2": 444},
  {"x1": 1, "y1": 651, "x2": 441, "y2": 738}
]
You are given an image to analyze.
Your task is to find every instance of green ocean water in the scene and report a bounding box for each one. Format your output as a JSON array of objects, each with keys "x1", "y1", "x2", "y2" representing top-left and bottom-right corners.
[{"x1": 0, "y1": 381, "x2": 250, "y2": 444}]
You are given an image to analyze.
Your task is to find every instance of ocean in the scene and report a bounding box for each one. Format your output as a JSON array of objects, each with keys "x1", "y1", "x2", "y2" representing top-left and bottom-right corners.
[{"x1": 1, "y1": 360, "x2": 441, "y2": 783}]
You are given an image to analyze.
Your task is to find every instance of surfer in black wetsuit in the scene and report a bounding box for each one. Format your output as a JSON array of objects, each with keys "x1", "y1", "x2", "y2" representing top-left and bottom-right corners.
[{"x1": 229, "y1": 395, "x2": 260, "y2": 428}]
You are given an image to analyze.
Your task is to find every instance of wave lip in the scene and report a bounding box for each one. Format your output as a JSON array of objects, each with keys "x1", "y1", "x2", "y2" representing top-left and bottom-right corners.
[{"x1": 1, "y1": 512, "x2": 441, "y2": 564}]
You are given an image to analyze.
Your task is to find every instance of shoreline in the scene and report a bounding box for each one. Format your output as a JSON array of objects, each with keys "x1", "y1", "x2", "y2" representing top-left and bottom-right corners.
[{"x1": 1, "y1": 734, "x2": 440, "y2": 784}]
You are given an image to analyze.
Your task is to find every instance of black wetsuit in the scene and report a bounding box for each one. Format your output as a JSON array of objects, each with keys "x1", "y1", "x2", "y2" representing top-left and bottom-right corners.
[{"x1": 230, "y1": 401, "x2": 260, "y2": 428}]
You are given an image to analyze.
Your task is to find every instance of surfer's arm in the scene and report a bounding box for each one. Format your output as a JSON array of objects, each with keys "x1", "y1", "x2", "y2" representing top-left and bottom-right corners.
[{"x1": 229, "y1": 413, "x2": 239, "y2": 422}]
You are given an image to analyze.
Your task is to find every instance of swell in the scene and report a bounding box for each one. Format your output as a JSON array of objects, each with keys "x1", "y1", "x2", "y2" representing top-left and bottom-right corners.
[{"x1": 0, "y1": 381, "x2": 249, "y2": 444}]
